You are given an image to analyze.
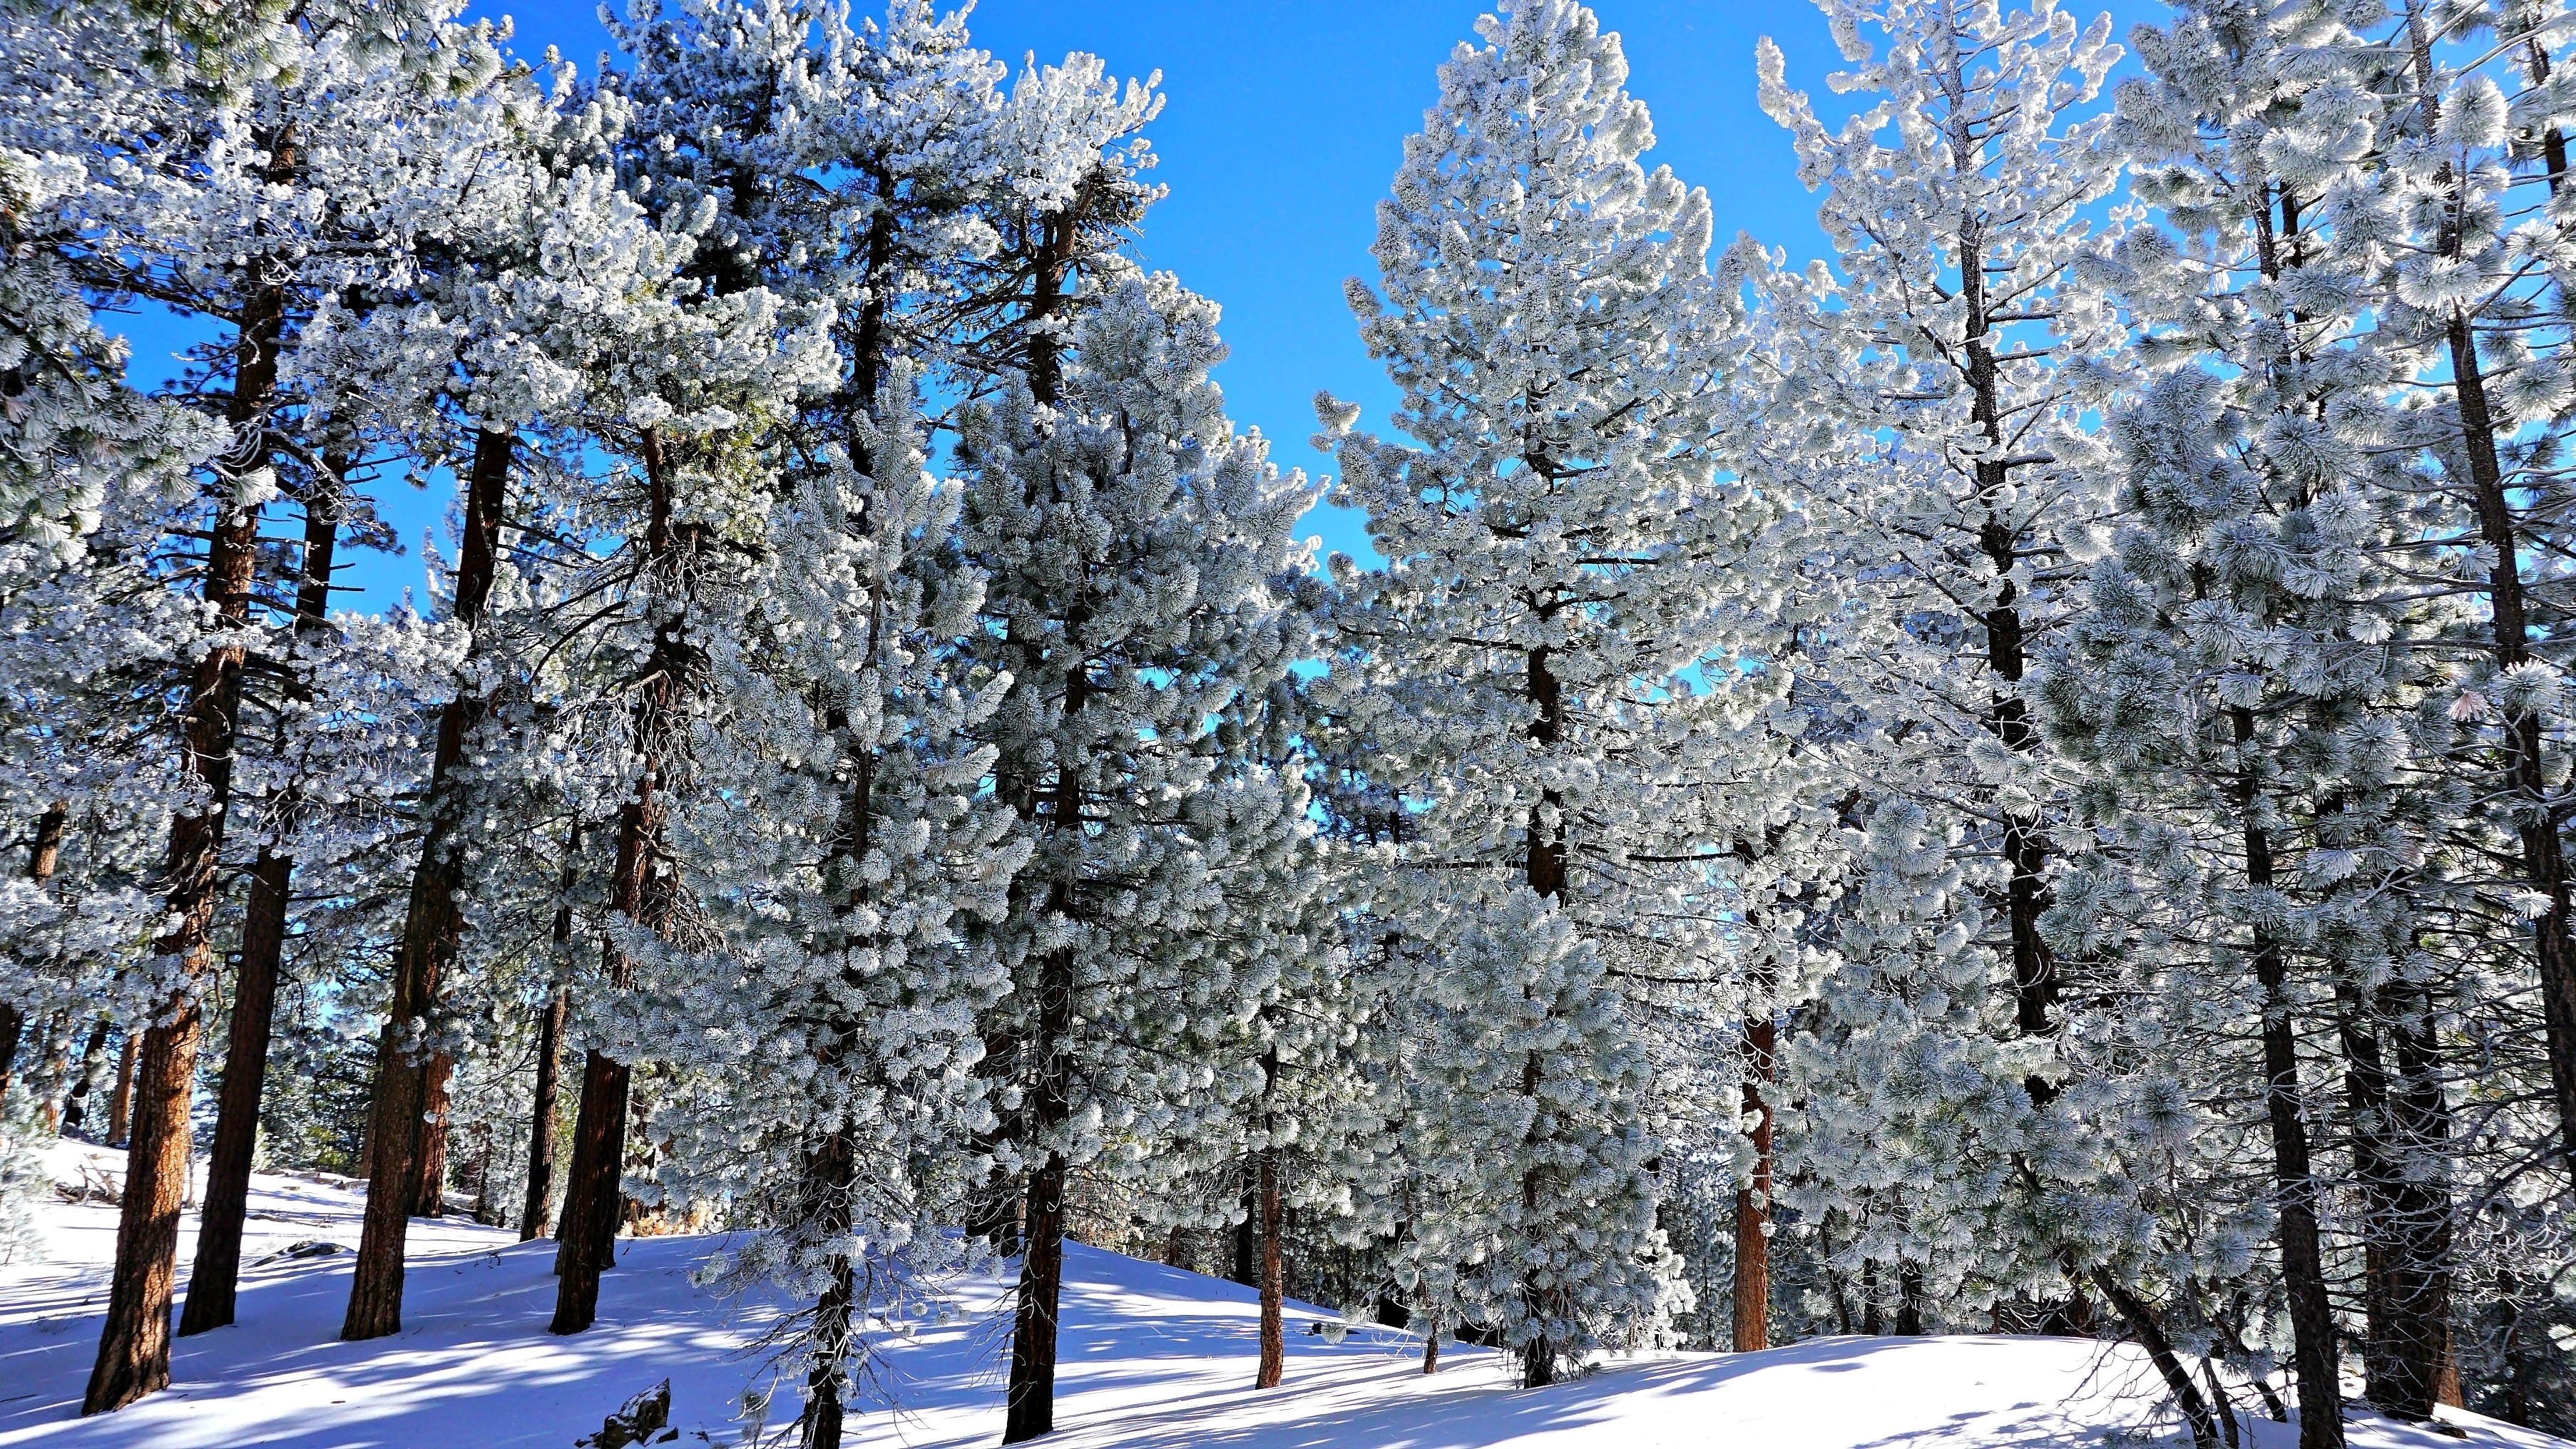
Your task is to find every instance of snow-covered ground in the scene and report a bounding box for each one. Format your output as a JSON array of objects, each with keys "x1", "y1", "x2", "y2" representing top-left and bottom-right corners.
[{"x1": 0, "y1": 1142, "x2": 2561, "y2": 1449}]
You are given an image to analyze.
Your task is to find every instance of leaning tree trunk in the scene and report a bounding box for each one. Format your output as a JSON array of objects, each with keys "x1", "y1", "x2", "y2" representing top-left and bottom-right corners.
[
  {"x1": 81, "y1": 123, "x2": 296, "y2": 1415},
  {"x1": 342, "y1": 422, "x2": 513, "y2": 1342},
  {"x1": 59, "y1": 1018, "x2": 109, "y2": 1136},
  {"x1": 551, "y1": 426, "x2": 691, "y2": 1338},
  {"x1": 183, "y1": 457, "x2": 341, "y2": 1336}
]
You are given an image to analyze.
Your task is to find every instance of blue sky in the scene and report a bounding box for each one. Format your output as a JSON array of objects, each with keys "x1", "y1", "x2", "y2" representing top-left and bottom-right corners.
[{"x1": 111, "y1": 1, "x2": 2145, "y2": 610}]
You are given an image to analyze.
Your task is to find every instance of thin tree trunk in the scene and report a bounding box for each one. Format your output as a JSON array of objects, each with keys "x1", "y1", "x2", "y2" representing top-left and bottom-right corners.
[
  {"x1": 553, "y1": 425, "x2": 689, "y2": 1337},
  {"x1": 183, "y1": 457, "x2": 339, "y2": 1336},
  {"x1": 1732, "y1": 1013, "x2": 1774, "y2": 1353},
  {"x1": 1255, "y1": 1049, "x2": 1284, "y2": 1391},
  {"x1": 103, "y1": 1035, "x2": 137, "y2": 1146},
  {"x1": 521, "y1": 988, "x2": 566, "y2": 1241},
  {"x1": 2090, "y1": 1269, "x2": 2223, "y2": 1449},
  {"x1": 1000, "y1": 205, "x2": 1088, "y2": 1446},
  {"x1": 1421, "y1": 1314, "x2": 1441, "y2": 1375},
  {"x1": 799, "y1": 1126, "x2": 857, "y2": 1449},
  {"x1": 60, "y1": 1018, "x2": 109, "y2": 1136},
  {"x1": 342, "y1": 422, "x2": 513, "y2": 1342},
  {"x1": 2376, "y1": 985, "x2": 2453, "y2": 1421},
  {"x1": 1230, "y1": 1167, "x2": 1259, "y2": 1287},
  {"x1": 2232, "y1": 704, "x2": 2343, "y2": 1449},
  {"x1": 519, "y1": 824, "x2": 580, "y2": 1241},
  {"x1": 1518, "y1": 636, "x2": 1567, "y2": 1391},
  {"x1": 0, "y1": 804, "x2": 68, "y2": 1090}
]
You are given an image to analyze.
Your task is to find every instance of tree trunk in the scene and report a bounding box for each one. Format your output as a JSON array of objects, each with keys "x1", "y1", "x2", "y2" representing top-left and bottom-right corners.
[
  {"x1": 1256, "y1": 1050, "x2": 1284, "y2": 1391},
  {"x1": 0, "y1": 804, "x2": 68, "y2": 1090},
  {"x1": 61, "y1": 1017, "x2": 110, "y2": 1136},
  {"x1": 1000, "y1": 205, "x2": 1091, "y2": 1443},
  {"x1": 521, "y1": 988, "x2": 566, "y2": 1241},
  {"x1": 2090, "y1": 1269, "x2": 2223, "y2": 1449},
  {"x1": 553, "y1": 425, "x2": 689, "y2": 1338},
  {"x1": 1732, "y1": 1013, "x2": 1774, "y2": 1353},
  {"x1": 1230, "y1": 1167, "x2": 1258, "y2": 1288},
  {"x1": 413, "y1": 1051, "x2": 451, "y2": 1217},
  {"x1": 2374, "y1": 986, "x2": 2452, "y2": 1422},
  {"x1": 1421, "y1": 1315, "x2": 1441, "y2": 1375},
  {"x1": 83, "y1": 121, "x2": 300, "y2": 1414},
  {"x1": 1518, "y1": 638, "x2": 1567, "y2": 1391},
  {"x1": 798, "y1": 1125, "x2": 857, "y2": 1449},
  {"x1": 342, "y1": 422, "x2": 513, "y2": 1342},
  {"x1": 103, "y1": 1034, "x2": 137, "y2": 1146},
  {"x1": 2232, "y1": 711, "x2": 2343, "y2": 1449},
  {"x1": 1001, "y1": 946, "x2": 1073, "y2": 1443},
  {"x1": 182, "y1": 460, "x2": 339, "y2": 1336}
]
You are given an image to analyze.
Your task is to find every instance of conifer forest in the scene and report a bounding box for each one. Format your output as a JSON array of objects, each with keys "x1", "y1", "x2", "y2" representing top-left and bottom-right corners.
[{"x1": 6, "y1": 1, "x2": 2576, "y2": 1446}]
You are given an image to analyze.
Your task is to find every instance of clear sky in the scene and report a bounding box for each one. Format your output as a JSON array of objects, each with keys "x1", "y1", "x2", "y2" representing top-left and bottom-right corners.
[{"x1": 111, "y1": 1, "x2": 2148, "y2": 610}]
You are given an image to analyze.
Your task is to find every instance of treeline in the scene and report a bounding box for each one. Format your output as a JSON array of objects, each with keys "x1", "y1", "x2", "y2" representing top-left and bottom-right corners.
[{"x1": 1, "y1": 1, "x2": 2572, "y2": 1448}]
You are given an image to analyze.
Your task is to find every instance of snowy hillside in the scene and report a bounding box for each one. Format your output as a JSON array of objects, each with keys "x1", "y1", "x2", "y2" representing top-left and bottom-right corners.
[{"x1": 0, "y1": 1145, "x2": 2553, "y2": 1449}]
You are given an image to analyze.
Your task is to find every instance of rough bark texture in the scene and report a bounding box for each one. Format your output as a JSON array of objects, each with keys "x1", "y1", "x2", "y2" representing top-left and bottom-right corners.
[
  {"x1": 553, "y1": 426, "x2": 688, "y2": 1338},
  {"x1": 83, "y1": 125, "x2": 295, "y2": 1415},
  {"x1": 1732, "y1": 1013, "x2": 1774, "y2": 1353},
  {"x1": 413, "y1": 1051, "x2": 452, "y2": 1217},
  {"x1": 342, "y1": 423, "x2": 513, "y2": 1342},
  {"x1": 1517, "y1": 637, "x2": 1566, "y2": 1391}
]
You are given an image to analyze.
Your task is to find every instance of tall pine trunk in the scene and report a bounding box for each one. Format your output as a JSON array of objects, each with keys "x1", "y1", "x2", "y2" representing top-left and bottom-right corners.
[
  {"x1": 1255, "y1": 1048, "x2": 1284, "y2": 1390},
  {"x1": 342, "y1": 422, "x2": 513, "y2": 1341},
  {"x1": 1732, "y1": 1013, "x2": 1774, "y2": 1353},
  {"x1": 1000, "y1": 207, "x2": 1085, "y2": 1445},
  {"x1": 551, "y1": 425, "x2": 689, "y2": 1337},
  {"x1": 183, "y1": 457, "x2": 340, "y2": 1336},
  {"x1": 103, "y1": 1035, "x2": 137, "y2": 1147},
  {"x1": 1517, "y1": 633, "x2": 1567, "y2": 1390},
  {"x1": 82, "y1": 123, "x2": 295, "y2": 1415},
  {"x1": 2232, "y1": 705, "x2": 2343, "y2": 1449}
]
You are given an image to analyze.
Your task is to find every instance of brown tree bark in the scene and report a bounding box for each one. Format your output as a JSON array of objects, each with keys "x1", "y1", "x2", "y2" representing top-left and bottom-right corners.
[
  {"x1": 552, "y1": 426, "x2": 690, "y2": 1337},
  {"x1": 182, "y1": 457, "x2": 340, "y2": 1336},
  {"x1": 81, "y1": 122, "x2": 297, "y2": 1413},
  {"x1": 1732, "y1": 1013, "x2": 1775, "y2": 1353},
  {"x1": 0, "y1": 804, "x2": 67, "y2": 1090},
  {"x1": 104, "y1": 1035, "x2": 137, "y2": 1147},
  {"x1": 1255, "y1": 1050, "x2": 1284, "y2": 1391},
  {"x1": 412, "y1": 1051, "x2": 452, "y2": 1217},
  {"x1": 341, "y1": 423, "x2": 513, "y2": 1342}
]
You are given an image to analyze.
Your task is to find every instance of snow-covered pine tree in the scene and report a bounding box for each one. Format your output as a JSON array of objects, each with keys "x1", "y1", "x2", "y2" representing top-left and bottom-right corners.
[
  {"x1": 961, "y1": 270, "x2": 1321, "y2": 1440},
  {"x1": 1314, "y1": 0, "x2": 1752, "y2": 1387},
  {"x1": 1730, "y1": 0, "x2": 2137, "y2": 1341},
  {"x1": 2040, "y1": 10, "x2": 2450, "y2": 1438}
]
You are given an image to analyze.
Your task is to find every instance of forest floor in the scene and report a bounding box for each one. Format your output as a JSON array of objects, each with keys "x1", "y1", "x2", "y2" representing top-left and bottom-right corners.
[{"x1": 0, "y1": 1140, "x2": 2561, "y2": 1449}]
